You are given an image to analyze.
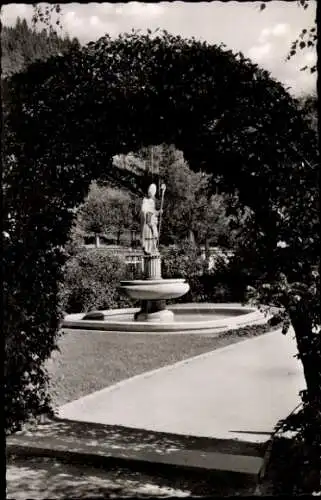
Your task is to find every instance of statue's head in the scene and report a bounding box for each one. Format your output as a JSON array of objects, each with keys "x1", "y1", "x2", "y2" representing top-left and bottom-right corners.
[{"x1": 147, "y1": 183, "x2": 157, "y2": 198}]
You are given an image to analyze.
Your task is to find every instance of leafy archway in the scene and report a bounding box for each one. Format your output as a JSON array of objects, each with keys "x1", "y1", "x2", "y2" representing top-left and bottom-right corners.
[{"x1": 3, "y1": 32, "x2": 319, "y2": 471}]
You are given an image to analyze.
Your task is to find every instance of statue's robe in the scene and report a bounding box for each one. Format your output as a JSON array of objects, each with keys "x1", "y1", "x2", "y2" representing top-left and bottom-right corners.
[{"x1": 141, "y1": 197, "x2": 158, "y2": 254}]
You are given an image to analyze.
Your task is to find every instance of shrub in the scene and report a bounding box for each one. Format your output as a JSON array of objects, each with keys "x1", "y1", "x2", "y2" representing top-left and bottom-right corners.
[
  {"x1": 162, "y1": 242, "x2": 208, "y2": 303},
  {"x1": 3, "y1": 238, "x2": 67, "y2": 434},
  {"x1": 161, "y1": 243, "x2": 255, "y2": 304},
  {"x1": 60, "y1": 248, "x2": 135, "y2": 313},
  {"x1": 200, "y1": 254, "x2": 255, "y2": 304}
]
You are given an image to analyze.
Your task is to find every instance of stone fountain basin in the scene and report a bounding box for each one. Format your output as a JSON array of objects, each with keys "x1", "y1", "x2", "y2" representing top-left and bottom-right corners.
[
  {"x1": 119, "y1": 278, "x2": 190, "y2": 301},
  {"x1": 62, "y1": 303, "x2": 268, "y2": 335}
]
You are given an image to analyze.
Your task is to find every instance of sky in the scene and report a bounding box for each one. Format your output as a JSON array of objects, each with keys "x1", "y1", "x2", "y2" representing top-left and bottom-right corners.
[{"x1": 1, "y1": 1, "x2": 317, "y2": 96}]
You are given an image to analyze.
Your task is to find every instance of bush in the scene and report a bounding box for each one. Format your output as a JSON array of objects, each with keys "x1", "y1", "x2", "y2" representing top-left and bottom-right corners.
[
  {"x1": 200, "y1": 254, "x2": 255, "y2": 303},
  {"x1": 3, "y1": 238, "x2": 67, "y2": 434},
  {"x1": 60, "y1": 248, "x2": 135, "y2": 313},
  {"x1": 162, "y1": 243, "x2": 255, "y2": 304},
  {"x1": 260, "y1": 435, "x2": 321, "y2": 495},
  {"x1": 161, "y1": 242, "x2": 207, "y2": 303}
]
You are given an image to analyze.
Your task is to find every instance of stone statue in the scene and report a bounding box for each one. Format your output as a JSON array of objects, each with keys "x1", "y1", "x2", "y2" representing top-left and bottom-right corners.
[{"x1": 140, "y1": 183, "x2": 160, "y2": 255}]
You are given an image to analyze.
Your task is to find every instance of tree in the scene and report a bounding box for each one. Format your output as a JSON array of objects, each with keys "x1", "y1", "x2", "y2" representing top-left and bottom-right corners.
[
  {"x1": 155, "y1": 146, "x2": 205, "y2": 244},
  {"x1": 3, "y1": 31, "x2": 319, "y2": 490},
  {"x1": 112, "y1": 144, "x2": 201, "y2": 244},
  {"x1": 1, "y1": 17, "x2": 80, "y2": 78},
  {"x1": 77, "y1": 182, "x2": 134, "y2": 247},
  {"x1": 116, "y1": 144, "x2": 233, "y2": 247},
  {"x1": 192, "y1": 193, "x2": 236, "y2": 249}
]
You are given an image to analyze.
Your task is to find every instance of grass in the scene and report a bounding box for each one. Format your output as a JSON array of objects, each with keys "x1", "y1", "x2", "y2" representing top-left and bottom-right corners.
[{"x1": 47, "y1": 322, "x2": 279, "y2": 409}]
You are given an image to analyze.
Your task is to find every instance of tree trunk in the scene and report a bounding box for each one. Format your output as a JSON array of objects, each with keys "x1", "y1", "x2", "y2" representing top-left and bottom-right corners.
[
  {"x1": 95, "y1": 234, "x2": 100, "y2": 248},
  {"x1": 117, "y1": 230, "x2": 121, "y2": 246}
]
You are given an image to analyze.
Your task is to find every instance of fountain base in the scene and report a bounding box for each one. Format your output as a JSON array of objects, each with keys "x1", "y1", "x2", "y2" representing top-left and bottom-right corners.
[
  {"x1": 120, "y1": 253, "x2": 189, "y2": 323},
  {"x1": 134, "y1": 299, "x2": 174, "y2": 322},
  {"x1": 65, "y1": 303, "x2": 268, "y2": 334}
]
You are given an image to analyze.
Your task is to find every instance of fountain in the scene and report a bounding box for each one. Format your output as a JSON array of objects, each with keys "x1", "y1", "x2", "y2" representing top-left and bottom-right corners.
[
  {"x1": 120, "y1": 182, "x2": 189, "y2": 322},
  {"x1": 62, "y1": 183, "x2": 266, "y2": 334}
]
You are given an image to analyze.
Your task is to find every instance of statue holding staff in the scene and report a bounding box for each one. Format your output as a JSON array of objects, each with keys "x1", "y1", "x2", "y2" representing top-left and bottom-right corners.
[{"x1": 140, "y1": 183, "x2": 165, "y2": 255}]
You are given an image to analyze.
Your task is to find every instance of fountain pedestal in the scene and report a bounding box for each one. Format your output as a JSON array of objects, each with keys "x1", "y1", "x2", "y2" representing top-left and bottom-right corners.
[
  {"x1": 135, "y1": 254, "x2": 173, "y2": 321},
  {"x1": 143, "y1": 253, "x2": 162, "y2": 280},
  {"x1": 134, "y1": 299, "x2": 174, "y2": 322}
]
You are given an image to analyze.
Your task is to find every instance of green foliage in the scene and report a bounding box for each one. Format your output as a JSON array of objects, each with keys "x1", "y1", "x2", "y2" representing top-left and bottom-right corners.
[
  {"x1": 201, "y1": 255, "x2": 252, "y2": 304},
  {"x1": 114, "y1": 144, "x2": 237, "y2": 246},
  {"x1": 261, "y1": 432, "x2": 321, "y2": 495},
  {"x1": 297, "y1": 93, "x2": 318, "y2": 134},
  {"x1": 1, "y1": 17, "x2": 79, "y2": 77},
  {"x1": 60, "y1": 248, "x2": 134, "y2": 314},
  {"x1": 162, "y1": 242, "x2": 207, "y2": 302},
  {"x1": 161, "y1": 241, "x2": 206, "y2": 279},
  {"x1": 77, "y1": 182, "x2": 135, "y2": 243},
  {"x1": 3, "y1": 234, "x2": 66, "y2": 433},
  {"x1": 152, "y1": 146, "x2": 205, "y2": 244},
  {"x1": 162, "y1": 243, "x2": 272, "y2": 305}
]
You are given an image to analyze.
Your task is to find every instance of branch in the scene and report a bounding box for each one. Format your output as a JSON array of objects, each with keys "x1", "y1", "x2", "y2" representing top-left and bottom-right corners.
[{"x1": 259, "y1": 1, "x2": 316, "y2": 73}]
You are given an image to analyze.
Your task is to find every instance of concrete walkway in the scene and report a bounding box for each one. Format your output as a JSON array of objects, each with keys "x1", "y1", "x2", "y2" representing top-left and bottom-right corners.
[{"x1": 59, "y1": 328, "x2": 305, "y2": 443}]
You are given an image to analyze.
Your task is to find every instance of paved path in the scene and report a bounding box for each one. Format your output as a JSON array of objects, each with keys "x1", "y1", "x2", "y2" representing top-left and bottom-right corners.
[{"x1": 59, "y1": 328, "x2": 305, "y2": 443}]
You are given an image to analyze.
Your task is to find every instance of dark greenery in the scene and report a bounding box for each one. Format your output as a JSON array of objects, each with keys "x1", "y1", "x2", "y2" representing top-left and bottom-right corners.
[
  {"x1": 76, "y1": 182, "x2": 135, "y2": 247},
  {"x1": 259, "y1": 434, "x2": 320, "y2": 495},
  {"x1": 3, "y1": 31, "x2": 319, "y2": 489},
  {"x1": 298, "y1": 93, "x2": 318, "y2": 135},
  {"x1": 162, "y1": 242, "x2": 261, "y2": 305},
  {"x1": 1, "y1": 17, "x2": 79, "y2": 78},
  {"x1": 161, "y1": 242, "x2": 208, "y2": 303},
  {"x1": 60, "y1": 248, "x2": 134, "y2": 314}
]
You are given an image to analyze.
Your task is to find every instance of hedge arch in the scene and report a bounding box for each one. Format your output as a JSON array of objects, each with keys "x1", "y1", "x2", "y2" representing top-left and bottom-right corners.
[{"x1": 3, "y1": 32, "x2": 319, "y2": 450}]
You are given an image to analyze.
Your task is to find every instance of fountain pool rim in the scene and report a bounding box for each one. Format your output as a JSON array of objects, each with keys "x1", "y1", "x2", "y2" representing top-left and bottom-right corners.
[{"x1": 62, "y1": 303, "x2": 268, "y2": 335}]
